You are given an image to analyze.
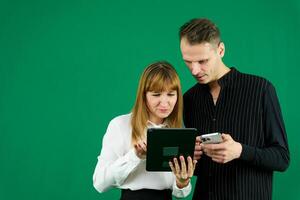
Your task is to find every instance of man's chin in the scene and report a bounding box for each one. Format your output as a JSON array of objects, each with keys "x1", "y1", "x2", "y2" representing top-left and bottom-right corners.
[
  {"x1": 194, "y1": 76, "x2": 208, "y2": 84},
  {"x1": 196, "y1": 79, "x2": 208, "y2": 84}
]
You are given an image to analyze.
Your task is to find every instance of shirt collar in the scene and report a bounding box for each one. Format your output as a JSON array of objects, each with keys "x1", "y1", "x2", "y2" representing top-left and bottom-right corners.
[
  {"x1": 217, "y1": 67, "x2": 239, "y2": 87},
  {"x1": 147, "y1": 120, "x2": 168, "y2": 128}
]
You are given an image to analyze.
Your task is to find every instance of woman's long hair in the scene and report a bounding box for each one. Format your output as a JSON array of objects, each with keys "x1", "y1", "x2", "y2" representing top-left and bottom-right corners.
[{"x1": 131, "y1": 61, "x2": 183, "y2": 144}]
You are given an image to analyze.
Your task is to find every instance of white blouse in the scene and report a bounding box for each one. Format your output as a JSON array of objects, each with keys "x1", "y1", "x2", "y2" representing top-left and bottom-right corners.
[{"x1": 93, "y1": 113, "x2": 191, "y2": 198}]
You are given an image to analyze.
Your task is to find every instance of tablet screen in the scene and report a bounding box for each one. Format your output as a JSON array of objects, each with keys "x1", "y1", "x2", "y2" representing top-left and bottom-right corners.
[{"x1": 146, "y1": 128, "x2": 197, "y2": 171}]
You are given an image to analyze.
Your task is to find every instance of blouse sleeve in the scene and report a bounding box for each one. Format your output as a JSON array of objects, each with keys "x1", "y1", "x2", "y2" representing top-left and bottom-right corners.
[{"x1": 93, "y1": 118, "x2": 143, "y2": 192}]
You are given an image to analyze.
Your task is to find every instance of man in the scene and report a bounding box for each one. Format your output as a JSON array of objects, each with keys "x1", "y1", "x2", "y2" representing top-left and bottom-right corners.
[{"x1": 179, "y1": 18, "x2": 290, "y2": 200}]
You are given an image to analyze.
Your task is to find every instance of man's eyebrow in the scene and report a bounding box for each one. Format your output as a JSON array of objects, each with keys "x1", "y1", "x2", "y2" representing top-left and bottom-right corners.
[{"x1": 184, "y1": 58, "x2": 208, "y2": 62}]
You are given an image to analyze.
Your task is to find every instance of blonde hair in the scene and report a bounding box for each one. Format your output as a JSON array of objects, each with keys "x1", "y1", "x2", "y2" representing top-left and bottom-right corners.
[{"x1": 131, "y1": 61, "x2": 183, "y2": 144}]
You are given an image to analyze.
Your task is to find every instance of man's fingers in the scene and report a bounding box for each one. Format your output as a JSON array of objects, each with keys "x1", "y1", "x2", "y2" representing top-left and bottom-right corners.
[
  {"x1": 193, "y1": 159, "x2": 197, "y2": 170},
  {"x1": 193, "y1": 151, "x2": 203, "y2": 160},
  {"x1": 196, "y1": 136, "x2": 201, "y2": 143},
  {"x1": 222, "y1": 133, "x2": 231, "y2": 141},
  {"x1": 194, "y1": 145, "x2": 202, "y2": 151},
  {"x1": 194, "y1": 150, "x2": 203, "y2": 156},
  {"x1": 202, "y1": 143, "x2": 226, "y2": 151},
  {"x1": 205, "y1": 151, "x2": 227, "y2": 162},
  {"x1": 204, "y1": 149, "x2": 223, "y2": 158},
  {"x1": 212, "y1": 157, "x2": 227, "y2": 164},
  {"x1": 194, "y1": 141, "x2": 203, "y2": 160}
]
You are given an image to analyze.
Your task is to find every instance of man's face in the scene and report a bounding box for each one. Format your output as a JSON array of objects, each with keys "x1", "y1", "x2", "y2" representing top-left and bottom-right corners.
[{"x1": 180, "y1": 37, "x2": 224, "y2": 84}]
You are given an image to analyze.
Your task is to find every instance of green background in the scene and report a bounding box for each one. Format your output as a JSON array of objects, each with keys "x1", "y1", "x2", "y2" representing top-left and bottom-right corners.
[{"x1": 0, "y1": 0, "x2": 299, "y2": 199}]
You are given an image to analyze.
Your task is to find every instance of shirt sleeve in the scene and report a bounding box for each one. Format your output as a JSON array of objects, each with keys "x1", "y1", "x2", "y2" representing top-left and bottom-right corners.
[
  {"x1": 93, "y1": 119, "x2": 143, "y2": 192},
  {"x1": 172, "y1": 180, "x2": 192, "y2": 198},
  {"x1": 240, "y1": 83, "x2": 290, "y2": 171}
]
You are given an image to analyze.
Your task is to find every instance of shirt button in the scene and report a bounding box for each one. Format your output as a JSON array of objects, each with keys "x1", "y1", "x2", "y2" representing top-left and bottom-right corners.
[{"x1": 212, "y1": 118, "x2": 216, "y2": 121}]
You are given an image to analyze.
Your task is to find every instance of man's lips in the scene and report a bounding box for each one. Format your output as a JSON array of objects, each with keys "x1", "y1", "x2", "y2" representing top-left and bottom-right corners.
[{"x1": 195, "y1": 74, "x2": 206, "y2": 80}]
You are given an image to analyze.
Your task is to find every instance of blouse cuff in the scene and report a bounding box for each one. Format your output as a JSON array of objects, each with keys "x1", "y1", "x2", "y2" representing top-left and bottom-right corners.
[{"x1": 172, "y1": 180, "x2": 192, "y2": 198}]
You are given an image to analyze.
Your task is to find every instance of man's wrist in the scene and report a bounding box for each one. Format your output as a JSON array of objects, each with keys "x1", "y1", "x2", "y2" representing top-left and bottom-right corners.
[{"x1": 236, "y1": 142, "x2": 243, "y2": 159}]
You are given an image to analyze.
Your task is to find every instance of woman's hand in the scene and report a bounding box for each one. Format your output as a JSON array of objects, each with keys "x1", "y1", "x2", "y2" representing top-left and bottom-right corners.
[
  {"x1": 169, "y1": 156, "x2": 197, "y2": 188},
  {"x1": 134, "y1": 140, "x2": 147, "y2": 159}
]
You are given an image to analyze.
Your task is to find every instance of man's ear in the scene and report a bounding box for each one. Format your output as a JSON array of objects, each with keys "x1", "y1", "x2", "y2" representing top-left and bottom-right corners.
[{"x1": 218, "y1": 42, "x2": 225, "y2": 58}]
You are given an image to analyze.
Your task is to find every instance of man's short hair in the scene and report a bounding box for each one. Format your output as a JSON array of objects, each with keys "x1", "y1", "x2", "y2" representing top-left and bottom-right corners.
[{"x1": 179, "y1": 18, "x2": 221, "y2": 45}]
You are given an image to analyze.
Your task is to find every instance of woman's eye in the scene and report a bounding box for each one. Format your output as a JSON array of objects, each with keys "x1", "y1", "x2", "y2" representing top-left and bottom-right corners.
[
  {"x1": 152, "y1": 93, "x2": 160, "y2": 96},
  {"x1": 168, "y1": 93, "x2": 176, "y2": 96}
]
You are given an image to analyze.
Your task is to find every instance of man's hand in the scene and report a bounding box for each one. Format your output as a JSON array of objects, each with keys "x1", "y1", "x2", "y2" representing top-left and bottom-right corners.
[
  {"x1": 169, "y1": 156, "x2": 197, "y2": 188},
  {"x1": 193, "y1": 136, "x2": 203, "y2": 160},
  {"x1": 201, "y1": 133, "x2": 242, "y2": 163}
]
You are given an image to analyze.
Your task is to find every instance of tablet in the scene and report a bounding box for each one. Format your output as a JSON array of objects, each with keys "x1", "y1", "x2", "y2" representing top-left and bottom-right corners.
[{"x1": 146, "y1": 128, "x2": 197, "y2": 171}]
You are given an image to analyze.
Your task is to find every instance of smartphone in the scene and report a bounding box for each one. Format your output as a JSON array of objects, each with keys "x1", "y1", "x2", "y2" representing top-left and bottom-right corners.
[{"x1": 200, "y1": 132, "x2": 223, "y2": 144}]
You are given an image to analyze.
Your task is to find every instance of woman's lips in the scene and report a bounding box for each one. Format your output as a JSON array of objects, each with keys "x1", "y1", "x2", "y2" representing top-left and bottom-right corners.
[{"x1": 158, "y1": 109, "x2": 168, "y2": 113}]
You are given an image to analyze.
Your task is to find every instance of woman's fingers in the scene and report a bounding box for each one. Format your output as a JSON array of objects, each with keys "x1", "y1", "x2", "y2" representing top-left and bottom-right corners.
[
  {"x1": 140, "y1": 143, "x2": 147, "y2": 152},
  {"x1": 136, "y1": 141, "x2": 147, "y2": 153},
  {"x1": 179, "y1": 156, "x2": 188, "y2": 179},
  {"x1": 169, "y1": 161, "x2": 176, "y2": 173},
  {"x1": 188, "y1": 156, "x2": 197, "y2": 177},
  {"x1": 171, "y1": 156, "x2": 197, "y2": 180},
  {"x1": 134, "y1": 141, "x2": 147, "y2": 159},
  {"x1": 173, "y1": 157, "x2": 180, "y2": 174}
]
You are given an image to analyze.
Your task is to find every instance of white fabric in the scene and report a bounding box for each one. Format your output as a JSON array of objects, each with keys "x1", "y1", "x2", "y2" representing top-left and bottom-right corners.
[{"x1": 93, "y1": 113, "x2": 191, "y2": 198}]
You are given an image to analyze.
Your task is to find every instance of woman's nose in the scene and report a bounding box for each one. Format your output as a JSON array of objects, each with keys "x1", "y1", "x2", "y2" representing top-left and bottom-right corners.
[{"x1": 159, "y1": 95, "x2": 169, "y2": 106}]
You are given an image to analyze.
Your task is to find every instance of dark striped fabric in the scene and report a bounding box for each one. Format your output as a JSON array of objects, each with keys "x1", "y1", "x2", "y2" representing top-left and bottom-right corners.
[{"x1": 183, "y1": 68, "x2": 290, "y2": 200}]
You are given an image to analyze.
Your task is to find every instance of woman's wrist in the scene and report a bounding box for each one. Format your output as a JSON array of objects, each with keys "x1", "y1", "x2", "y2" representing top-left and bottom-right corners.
[{"x1": 176, "y1": 178, "x2": 190, "y2": 189}]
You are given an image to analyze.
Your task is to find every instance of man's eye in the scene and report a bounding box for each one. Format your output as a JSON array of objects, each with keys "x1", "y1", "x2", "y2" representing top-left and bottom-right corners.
[{"x1": 199, "y1": 60, "x2": 208, "y2": 64}]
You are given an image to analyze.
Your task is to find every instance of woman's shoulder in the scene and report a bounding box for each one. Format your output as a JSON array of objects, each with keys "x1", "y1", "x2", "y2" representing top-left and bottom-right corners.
[
  {"x1": 109, "y1": 113, "x2": 132, "y2": 127},
  {"x1": 102, "y1": 113, "x2": 132, "y2": 151}
]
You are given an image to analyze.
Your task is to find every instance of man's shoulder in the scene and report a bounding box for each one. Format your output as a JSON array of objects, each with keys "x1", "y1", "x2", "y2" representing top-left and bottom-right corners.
[
  {"x1": 236, "y1": 70, "x2": 272, "y2": 88},
  {"x1": 184, "y1": 83, "x2": 202, "y2": 98}
]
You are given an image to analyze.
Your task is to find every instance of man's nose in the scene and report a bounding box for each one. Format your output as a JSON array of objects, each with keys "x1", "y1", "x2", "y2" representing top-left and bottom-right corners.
[{"x1": 191, "y1": 62, "x2": 201, "y2": 75}]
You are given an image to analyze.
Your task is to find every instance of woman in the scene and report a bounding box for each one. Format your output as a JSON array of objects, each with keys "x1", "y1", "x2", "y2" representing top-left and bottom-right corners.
[{"x1": 93, "y1": 61, "x2": 196, "y2": 200}]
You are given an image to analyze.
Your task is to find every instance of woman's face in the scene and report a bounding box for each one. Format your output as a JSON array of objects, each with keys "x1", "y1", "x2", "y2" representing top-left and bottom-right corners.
[{"x1": 146, "y1": 90, "x2": 177, "y2": 124}]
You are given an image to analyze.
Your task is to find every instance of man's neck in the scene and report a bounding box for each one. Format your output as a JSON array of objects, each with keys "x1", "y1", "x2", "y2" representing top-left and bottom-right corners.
[
  {"x1": 208, "y1": 64, "x2": 230, "y2": 105},
  {"x1": 208, "y1": 64, "x2": 230, "y2": 90}
]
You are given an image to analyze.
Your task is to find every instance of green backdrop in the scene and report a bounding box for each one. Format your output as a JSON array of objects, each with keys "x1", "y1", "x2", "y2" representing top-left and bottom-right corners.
[{"x1": 1, "y1": 0, "x2": 299, "y2": 199}]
